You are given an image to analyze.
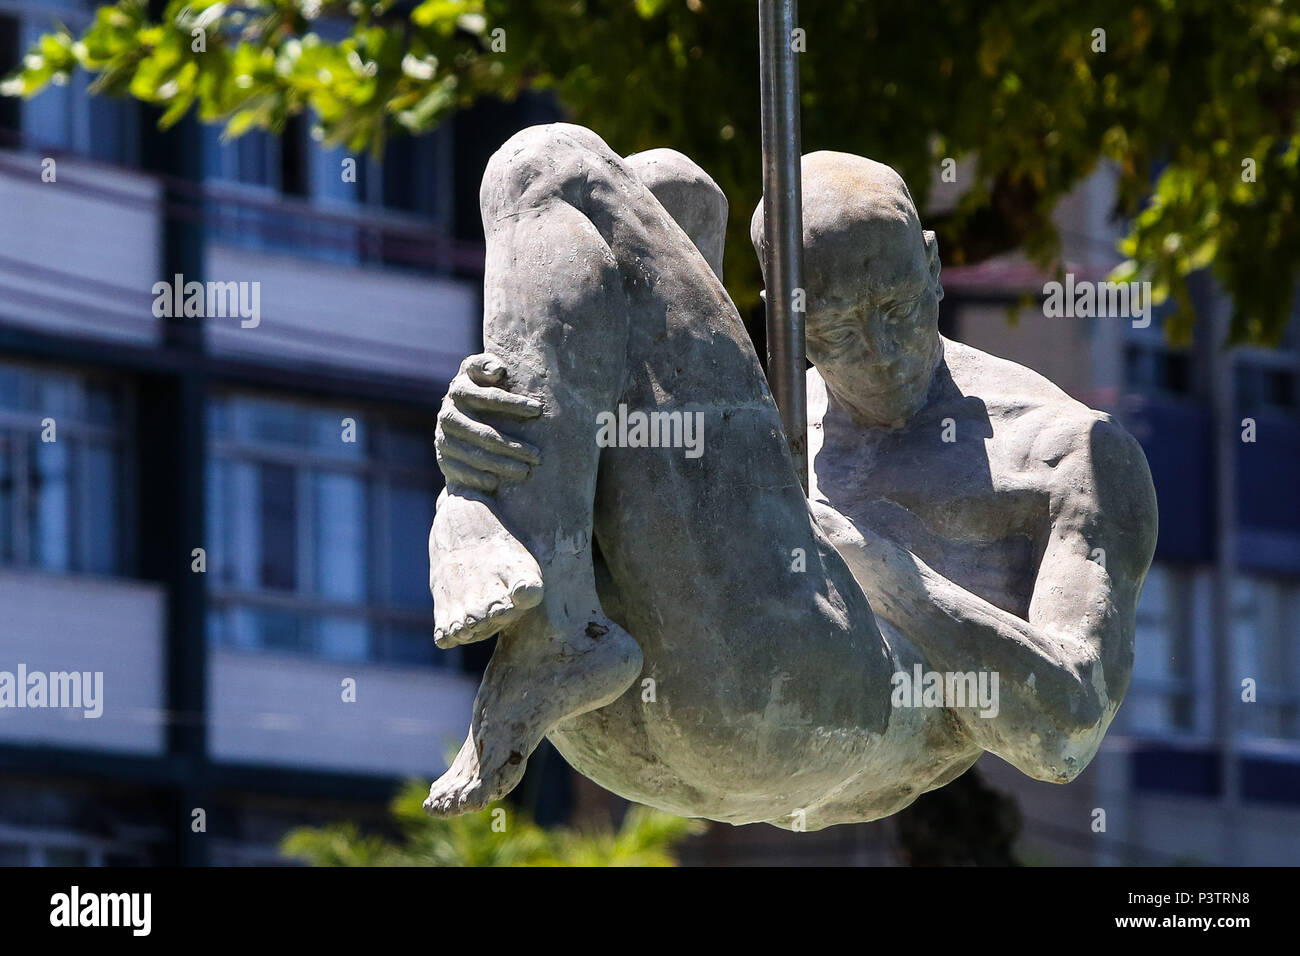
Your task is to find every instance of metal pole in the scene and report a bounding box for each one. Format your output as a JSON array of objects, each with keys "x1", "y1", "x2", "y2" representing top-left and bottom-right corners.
[
  {"x1": 1210, "y1": 295, "x2": 1239, "y2": 865},
  {"x1": 758, "y1": 0, "x2": 808, "y2": 492}
]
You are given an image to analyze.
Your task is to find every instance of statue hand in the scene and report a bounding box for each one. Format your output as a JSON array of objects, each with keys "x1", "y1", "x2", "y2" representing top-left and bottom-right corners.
[{"x1": 436, "y1": 352, "x2": 543, "y2": 494}]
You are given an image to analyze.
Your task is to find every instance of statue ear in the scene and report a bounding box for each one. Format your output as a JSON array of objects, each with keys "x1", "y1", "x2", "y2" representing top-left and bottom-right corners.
[{"x1": 923, "y1": 229, "x2": 944, "y2": 303}]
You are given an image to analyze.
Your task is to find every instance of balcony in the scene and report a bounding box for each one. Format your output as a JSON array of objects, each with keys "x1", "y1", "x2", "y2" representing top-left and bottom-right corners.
[
  {"x1": 0, "y1": 567, "x2": 166, "y2": 754},
  {"x1": 2, "y1": 141, "x2": 484, "y2": 384},
  {"x1": 207, "y1": 648, "x2": 477, "y2": 778},
  {"x1": 0, "y1": 148, "x2": 162, "y2": 346},
  {"x1": 204, "y1": 235, "x2": 480, "y2": 383}
]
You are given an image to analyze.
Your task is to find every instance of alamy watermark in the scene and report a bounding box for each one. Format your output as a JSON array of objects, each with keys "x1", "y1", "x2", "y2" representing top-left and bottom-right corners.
[
  {"x1": 1042, "y1": 273, "x2": 1151, "y2": 328},
  {"x1": 595, "y1": 403, "x2": 705, "y2": 459},
  {"x1": 0, "y1": 664, "x2": 103, "y2": 718},
  {"x1": 50, "y1": 886, "x2": 150, "y2": 936},
  {"x1": 891, "y1": 663, "x2": 999, "y2": 718},
  {"x1": 152, "y1": 274, "x2": 261, "y2": 328}
]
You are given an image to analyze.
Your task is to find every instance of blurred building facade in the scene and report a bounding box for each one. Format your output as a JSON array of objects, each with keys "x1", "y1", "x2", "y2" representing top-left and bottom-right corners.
[
  {"x1": 0, "y1": 0, "x2": 571, "y2": 865},
  {"x1": 2, "y1": 0, "x2": 1297, "y2": 868}
]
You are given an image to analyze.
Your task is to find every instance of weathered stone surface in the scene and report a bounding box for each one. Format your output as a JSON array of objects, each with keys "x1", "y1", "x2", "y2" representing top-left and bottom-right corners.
[{"x1": 424, "y1": 123, "x2": 1158, "y2": 831}]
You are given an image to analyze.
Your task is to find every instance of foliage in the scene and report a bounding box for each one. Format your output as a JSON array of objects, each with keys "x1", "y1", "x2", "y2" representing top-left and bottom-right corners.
[
  {"x1": 7, "y1": 0, "x2": 1300, "y2": 343},
  {"x1": 279, "y1": 780, "x2": 704, "y2": 866}
]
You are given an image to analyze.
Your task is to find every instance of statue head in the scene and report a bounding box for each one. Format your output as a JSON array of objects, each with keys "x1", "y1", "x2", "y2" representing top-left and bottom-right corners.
[
  {"x1": 751, "y1": 152, "x2": 944, "y2": 428},
  {"x1": 627, "y1": 148, "x2": 729, "y2": 282}
]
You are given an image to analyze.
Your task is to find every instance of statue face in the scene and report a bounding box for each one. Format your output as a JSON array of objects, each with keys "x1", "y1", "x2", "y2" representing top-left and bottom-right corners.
[
  {"x1": 750, "y1": 151, "x2": 945, "y2": 427},
  {"x1": 806, "y1": 221, "x2": 942, "y2": 429}
]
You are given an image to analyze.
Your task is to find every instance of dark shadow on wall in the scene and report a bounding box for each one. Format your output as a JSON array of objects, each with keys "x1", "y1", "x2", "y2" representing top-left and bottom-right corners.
[{"x1": 893, "y1": 766, "x2": 1022, "y2": 866}]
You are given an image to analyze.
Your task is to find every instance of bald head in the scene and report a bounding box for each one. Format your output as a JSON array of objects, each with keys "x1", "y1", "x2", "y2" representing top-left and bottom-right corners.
[
  {"x1": 750, "y1": 151, "x2": 944, "y2": 428},
  {"x1": 750, "y1": 151, "x2": 941, "y2": 316}
]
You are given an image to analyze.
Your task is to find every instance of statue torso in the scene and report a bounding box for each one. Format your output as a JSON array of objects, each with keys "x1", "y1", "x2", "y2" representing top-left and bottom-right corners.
[
  {"x1": 809, "y1": 338, "x2": 1089, "y2": 620},
  {"x1": 551, "y1": 341, "x2": 1097, "y2": 828}
]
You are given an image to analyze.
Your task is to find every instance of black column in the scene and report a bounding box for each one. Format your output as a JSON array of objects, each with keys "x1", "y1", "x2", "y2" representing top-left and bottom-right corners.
[
  {"x1": 0, "y1": 14, "x2": 19, "y2": 135},
  {"x1": 138, "y1": 68, "x2": 209, "y2": 863}
]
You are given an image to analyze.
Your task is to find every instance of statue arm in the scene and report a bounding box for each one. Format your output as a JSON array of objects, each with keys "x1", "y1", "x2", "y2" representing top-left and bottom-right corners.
[{"x1": 816, "y1": 417, "x2": 1157, "y2": 783}]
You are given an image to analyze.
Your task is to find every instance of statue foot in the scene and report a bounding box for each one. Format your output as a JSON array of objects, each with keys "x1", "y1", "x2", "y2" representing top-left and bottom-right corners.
[
  {"x1": 430, "y1": 491, "x2": 545, "y2": 649},
  {"x1": 423, "y1": 730, "x2": 499, "y2": 817},
  {"x1": 423, "y1": 610, "x2": 643, "y2": 815}
]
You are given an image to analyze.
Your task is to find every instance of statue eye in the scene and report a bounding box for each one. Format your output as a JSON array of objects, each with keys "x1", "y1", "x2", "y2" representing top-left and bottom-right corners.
[
  {"x1": 824, "y1": 326, "x2": 857, "y2": 348},
  {"x1": 885, "y1": 295, "x2": 923, "y2": 322}
]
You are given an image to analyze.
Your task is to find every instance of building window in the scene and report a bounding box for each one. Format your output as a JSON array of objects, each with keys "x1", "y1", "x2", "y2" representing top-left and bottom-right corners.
[
  {"x1": 202, "y1": 105, "x2": 455, "y2": 271},
  {"x1": 12, "y1": 2, "x2": 139, "y2": 165},
  {"x1": 206, "y1": 394, "x2": 448, "y2": 668},
  {"x1": 0, "y1": 361, "x2": 131, "y2": 576},
  {"x1": 1233, "y1": 575, "x2": 1300, "y2": 741},
  {"x1": 1234, "y1": 312, "x2": 1300, "y2": 415},
  {"x1": 1128, "y1": 564, "x2": 1197, "y2": 735},
  {"x1": 1121, "y1": 280, "x2": 1207, "y2": 402},
  {"x1": 0, "y1": 826, "x2": 148, "y2": 866},
  {"x1": 1124, "y1": 343, "x2": 1193, "y2": 397},
  {"x1": 1234, "y1": 364, "x2": 1297, "y2": 413},
  {"x1": 202, "y1": 125, "x2": 289, "y2": 253}
]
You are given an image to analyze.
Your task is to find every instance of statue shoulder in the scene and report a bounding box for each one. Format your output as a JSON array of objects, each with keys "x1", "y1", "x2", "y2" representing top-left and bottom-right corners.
[
  {"x1": 942, "y1": 338, "x2": 1155, "y2": 509},
  {"x1": 941, "y1": 338, "x2": 1080, "y2": 415}
]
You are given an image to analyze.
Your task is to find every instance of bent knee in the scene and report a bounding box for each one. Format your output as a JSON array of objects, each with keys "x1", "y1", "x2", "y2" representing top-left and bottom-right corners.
[{"x1": 480, "y1": 123, "x2": 626, "y2": 223}]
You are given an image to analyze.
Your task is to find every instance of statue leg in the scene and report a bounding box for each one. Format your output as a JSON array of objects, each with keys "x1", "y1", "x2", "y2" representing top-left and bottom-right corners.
[{"x1": 425, "y1": 126, "x2": 652, "y2": 814}]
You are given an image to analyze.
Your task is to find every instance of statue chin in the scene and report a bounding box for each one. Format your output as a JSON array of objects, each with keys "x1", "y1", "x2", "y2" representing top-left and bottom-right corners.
[{"x1": 828, "y1": 384, "x2": 925, "y2": 430}]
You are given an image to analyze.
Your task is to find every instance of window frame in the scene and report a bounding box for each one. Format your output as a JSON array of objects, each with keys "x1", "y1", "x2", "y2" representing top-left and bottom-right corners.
[
  {"x1": 0, "y1": 360, "x2": 135, "y2": 578},
  {"x1": 205, "y1": 391, "x2": 447, "y2": 668},
  {"x1": 1126, "y1": 561, "x2": 1204, "y2": 738},
  {"x1": 1232, "y1": 573, "x2": 1300, "y2": 743}
]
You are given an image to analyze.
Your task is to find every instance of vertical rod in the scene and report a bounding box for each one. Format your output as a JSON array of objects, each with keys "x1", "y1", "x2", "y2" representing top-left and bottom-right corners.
[
  {"x1": 1210, "y1": 296, "x2": 1239, "y2": 864},
  {"x1": 758, "y1": 0, "x2": 808, "y2": 492}
]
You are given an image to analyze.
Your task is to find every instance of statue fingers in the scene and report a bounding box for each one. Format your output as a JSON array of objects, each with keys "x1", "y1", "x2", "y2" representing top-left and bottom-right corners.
[
  {"x1": 448, "y1": 378, "x2": 544, "y2": 420},
  {"x1": 461, "y1": 352, "x2": 509, "y2": 388},
  {"x1": 438, "y1": 437, "x2": 533, "y2": 483},
  {"x1": 436, "y1": 455, "x2": 501, "y2": 494},
  {"x1": 439, "y1": 404, "x2": 541, "y2": 465}
]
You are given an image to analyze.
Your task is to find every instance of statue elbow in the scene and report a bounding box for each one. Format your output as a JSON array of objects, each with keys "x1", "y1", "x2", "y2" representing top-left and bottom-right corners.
[
  {"x1": 1020, "y1": 652, "x2": 1123, "y2": 783},
  {"x1": 1024, "y1": 699, "x2": 1108, "y2": 784}
]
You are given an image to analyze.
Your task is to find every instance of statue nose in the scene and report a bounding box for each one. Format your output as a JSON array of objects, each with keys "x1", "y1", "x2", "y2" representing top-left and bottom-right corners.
[{"x1": 865, "y1": 323, "x2": 900, "y2": 359}]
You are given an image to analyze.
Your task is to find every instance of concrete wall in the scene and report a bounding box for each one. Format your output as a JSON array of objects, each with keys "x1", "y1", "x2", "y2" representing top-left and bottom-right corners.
[
  {"x1": 984, "y1": 736, "x2": 1300, "y2": 865},
  {"x1": 205, "y1": 243, "x2": 479, "y2": 383},
  {"x1": 955, "y1": 302, "x2": 1102, "y2": 403},
  {"x1": 0, "y1": 568, "x2": 166, "y2": 754},
  {"x1": 0, "y1": 149, "x2": 162, "y2": 345},
  {"x1": 208, "y1": 648, "x2": 477, "y2": 777}
]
